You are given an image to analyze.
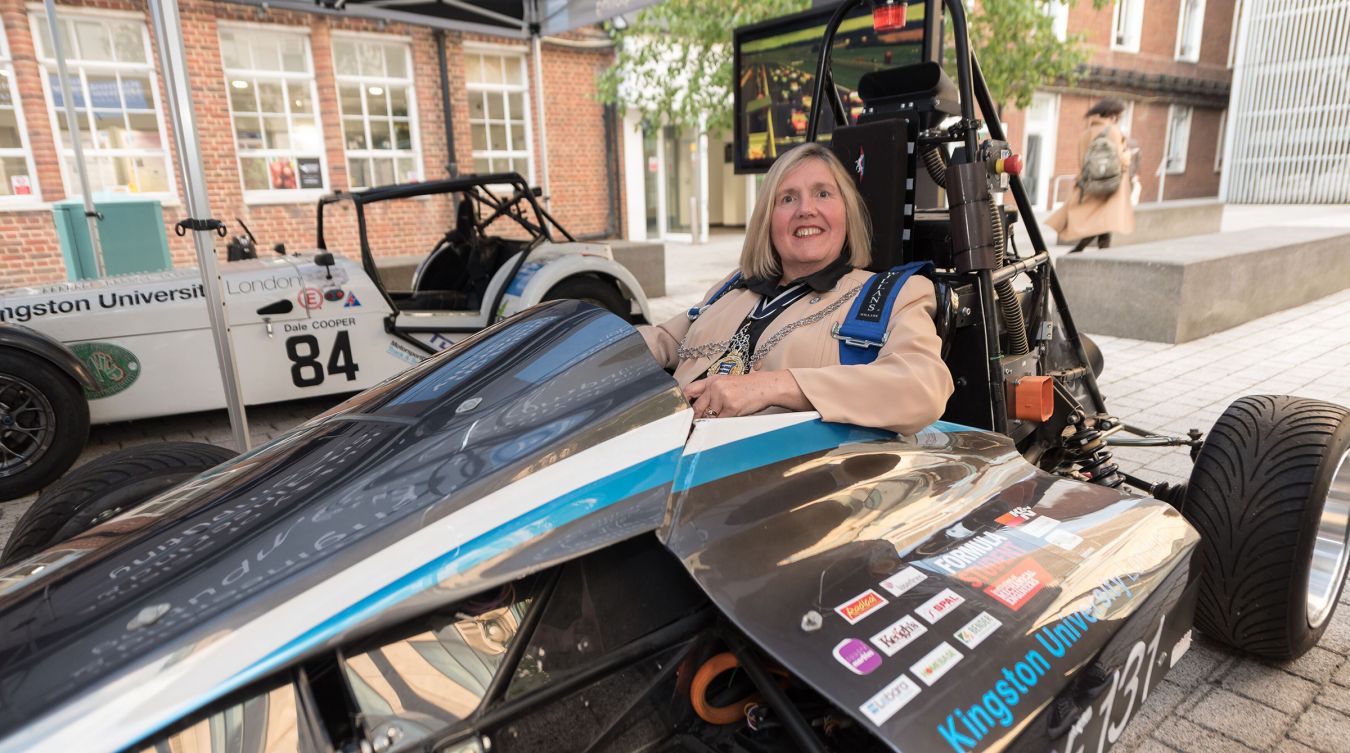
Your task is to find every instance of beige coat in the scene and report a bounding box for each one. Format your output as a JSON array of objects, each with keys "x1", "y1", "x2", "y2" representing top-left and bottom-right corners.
[
  {"x1": 1045, "y1": 116, "x2": 1135, "y2": 242},
  {"x1": 640, "y1": 269, "x2": 954, "y2": 435}
]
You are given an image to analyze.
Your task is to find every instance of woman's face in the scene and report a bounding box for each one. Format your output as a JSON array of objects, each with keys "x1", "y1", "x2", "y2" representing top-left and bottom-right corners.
[{"x1": 770, "y1": 158, "x2": 848, "y2": 281}]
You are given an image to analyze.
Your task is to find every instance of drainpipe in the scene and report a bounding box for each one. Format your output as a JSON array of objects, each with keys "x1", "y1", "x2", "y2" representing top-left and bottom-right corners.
[
  {"x1": 435, "y1": 30, "x2": 459, "y2": 178},
  {"x1": 603, "y1": 103, "x2": 621, "y2": 238}
]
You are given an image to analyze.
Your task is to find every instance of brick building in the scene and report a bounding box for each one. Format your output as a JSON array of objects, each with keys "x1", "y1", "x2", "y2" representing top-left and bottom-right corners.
[
  {"x1": 0, "y1": 0, "x2": 620, "y2": 288},
  {"x1": 1000, "y1": 0, "x2": 1234, "y2": 210}
]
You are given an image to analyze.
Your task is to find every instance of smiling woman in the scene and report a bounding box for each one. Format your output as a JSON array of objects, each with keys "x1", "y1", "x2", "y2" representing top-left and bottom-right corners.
[{"x1": 638, "y1": 143, "x2": 953, "y2": 435}]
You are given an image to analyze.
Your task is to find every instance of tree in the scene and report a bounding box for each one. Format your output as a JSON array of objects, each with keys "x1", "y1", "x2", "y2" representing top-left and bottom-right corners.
[{"x1": 600, "y1": 0, "x2": 1108, "y2": 132}]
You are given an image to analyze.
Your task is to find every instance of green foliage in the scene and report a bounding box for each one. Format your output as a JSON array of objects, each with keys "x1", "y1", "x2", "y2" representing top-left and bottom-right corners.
[
  {"x1": 597, "y1": 0, "x2": 809, "y2": 134},
  {"x1": 599, "y1": 0, "x2": 1110, "y2": 131},
  {"x1": 962, "y1": 0, "x2": 1108, "y2": 111}
]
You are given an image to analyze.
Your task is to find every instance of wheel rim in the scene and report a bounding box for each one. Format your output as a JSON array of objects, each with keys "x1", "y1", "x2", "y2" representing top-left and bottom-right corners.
[
  {"x1": 1308, "y1": 448, "x2": 1350, "y2": 629},
  {"x1": 0, "y1": 374, "x2": 57, "y2": 478}
]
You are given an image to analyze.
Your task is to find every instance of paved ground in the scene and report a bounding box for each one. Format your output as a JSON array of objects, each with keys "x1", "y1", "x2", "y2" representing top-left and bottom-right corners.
[{"x1": 2, "y1": 210, "x2": 1348, "y2": 752}]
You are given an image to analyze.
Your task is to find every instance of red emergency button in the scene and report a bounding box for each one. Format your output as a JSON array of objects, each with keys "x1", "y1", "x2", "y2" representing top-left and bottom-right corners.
[
  {"x1": 873, "y1": 1, "x2": 907, "y2": 32},
  {"x1": 997, "y1": 154, "x2": 1023, "y2": 175}
]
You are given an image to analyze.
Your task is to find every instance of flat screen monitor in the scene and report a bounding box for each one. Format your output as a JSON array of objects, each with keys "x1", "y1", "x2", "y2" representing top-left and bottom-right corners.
[{"x1": 733, "y1": 0, "x2": 931, "y2": 174}]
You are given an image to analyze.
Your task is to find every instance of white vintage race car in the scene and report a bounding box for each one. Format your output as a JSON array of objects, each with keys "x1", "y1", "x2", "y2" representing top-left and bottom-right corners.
[{"x1": 0, "y1": 173, "x2": 651, "y2": 500}]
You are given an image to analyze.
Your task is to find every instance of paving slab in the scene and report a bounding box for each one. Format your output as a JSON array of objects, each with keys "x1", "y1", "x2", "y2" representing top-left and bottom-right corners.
[
  {"x1": 1289, "y1": 705, "x2": 1350, "y2": 753},
  {"x1": 1185, "y1": 689, "x2": 1295, "y2": 750}
]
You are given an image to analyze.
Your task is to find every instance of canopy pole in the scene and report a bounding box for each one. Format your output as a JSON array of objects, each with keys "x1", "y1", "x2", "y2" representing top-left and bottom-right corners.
[
  {"x1": 529, "y1": 0, "x2": 551, "y2": 208},
  {"x1": 44, "y1": 0, "x2": 106, "y2": 278},
  {"x1": 147, "y1": 0, "x2": 251, "y2": 453}
]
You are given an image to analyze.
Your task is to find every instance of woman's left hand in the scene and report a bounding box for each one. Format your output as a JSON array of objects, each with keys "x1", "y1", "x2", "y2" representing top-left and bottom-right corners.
[{"x1": 684, "y1": 371, "x2": 811, "y2": 419}]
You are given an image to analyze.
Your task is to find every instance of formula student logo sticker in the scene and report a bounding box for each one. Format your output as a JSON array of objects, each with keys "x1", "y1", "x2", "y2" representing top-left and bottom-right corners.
[
  {"x1": 954, "y1": 611, "x2": 1001, "y2": 649},
  {"x1": 870, "y1": 614, "x2": 928, "y2": 656},
  {"x1": 859, "y1": 673, "x2": 921, "y2": 726},
  {"x1": 995, "y1": 506, "x2": 1037, "y2": 527},
  {"x1": 984, "y1": 557, "x2": 1050, "y2": 610},
  {"x1": 917, "y1": 588, "x2": 965, "y2": 624},
  {"x1": 911, "y1": 641, "x2": 963, "y2": 686},
  {"x1": 880, "y1": 566, "x2": 926, "y2": 597},
  {"x1": 832, "y1": 639, "x2": 882, "y2": 675},
  {"x1": 836, "y1": 589, "x2": 888, "y2": 625},
  {"x1": 71, "y1": 342, "x2": 140, "y2": 399}
]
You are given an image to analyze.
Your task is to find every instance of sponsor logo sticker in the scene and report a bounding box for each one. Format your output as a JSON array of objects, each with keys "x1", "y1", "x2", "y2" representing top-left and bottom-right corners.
[
  {"x1": 1170, "y1": 630, "x2": 1193, "y2": 668},
  {"x1": 953, "y1": 611, "x2": 1001, "y2": 649},
  {"x1": 995, "y1": 506, "x2": 1037, "y2": 526},
  {"x1": 1046, "y1": 527, "x2": 1083, "y2": 552},
  {"x1": 832, "y1": 638, "x2": 882, "y2": 675},
  {"x1": 344, "y1": 292, "x2": 362, "y2": 307},
  {"x1": 984, "y1": 557, "x2": 1050, "y2": 610},
  {"x1": 880, "y1": 566, "x2": 926, "y2": 597},
  {"x1": 297, "y1": 287, "x2": 324, "y2": 310},
  {"x1": 836, "y1": 589, "x2": 889, "y2": 625},
  {"x1": 869, "y1": 614, "x2": 928, "y2": 656},
  {"x1": 859, "y1": 673, "x2": 922, "y2": 726},
  {"x1": 911, "y1": 641, "x2": 963, "y2": 686},
  {"x1": 71, "y1": 342, "x2": 141, "y2": 399},
  {"x1": 1019, "y1": 515, "x2": 1059, "y2": 538},
  {"x1": 917, "y1": 588, "x2": 965, "y2": 624}
]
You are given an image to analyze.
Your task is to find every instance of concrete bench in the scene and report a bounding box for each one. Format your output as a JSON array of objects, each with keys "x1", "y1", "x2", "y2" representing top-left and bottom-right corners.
[
  {"x1": 1044, "y1": 198, "x2": 1224, "y2": 248},
  {"x1": 1056, "y1": 226, "x2": 1350, "y2": 343}
]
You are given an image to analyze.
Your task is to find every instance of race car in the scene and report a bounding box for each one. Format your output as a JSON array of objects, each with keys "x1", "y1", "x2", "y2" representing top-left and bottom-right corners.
[
  {"x1": 0, "y1": 0, "x2": 1347, "y2": 751},
  {"x1": 0, "y1": 173, "x2": 652, "y2": 501}
]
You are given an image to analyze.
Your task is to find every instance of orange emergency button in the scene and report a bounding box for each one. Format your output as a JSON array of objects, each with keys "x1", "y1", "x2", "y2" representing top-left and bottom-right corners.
[{"x1": 1010, "y1": 375, "x2": 1054, "y2": 422}]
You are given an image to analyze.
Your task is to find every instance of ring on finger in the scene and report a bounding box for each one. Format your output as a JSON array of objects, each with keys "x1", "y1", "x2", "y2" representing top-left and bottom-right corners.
[{"x1": 704, "y1": 408, "x2": 719, "y2": 418}]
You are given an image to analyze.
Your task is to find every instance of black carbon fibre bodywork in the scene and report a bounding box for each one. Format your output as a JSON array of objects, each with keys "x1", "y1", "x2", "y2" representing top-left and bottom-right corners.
[{"x1": 0, "y1": 301, "x2": 687, "y2": 742}]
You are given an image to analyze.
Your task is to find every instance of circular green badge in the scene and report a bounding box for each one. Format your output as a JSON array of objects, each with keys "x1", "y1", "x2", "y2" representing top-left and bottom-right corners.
[{"x1": 71, "y1": 342, "x2": 141, "y2": 399}]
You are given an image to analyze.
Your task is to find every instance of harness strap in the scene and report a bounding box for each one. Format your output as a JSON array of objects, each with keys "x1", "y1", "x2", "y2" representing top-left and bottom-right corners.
[
  {"x1": 834, "y1": 262, "x2": 934, "y2": 366},
  {"x1": 687, "y1": 272, "x2": 743, "y2": 320}
]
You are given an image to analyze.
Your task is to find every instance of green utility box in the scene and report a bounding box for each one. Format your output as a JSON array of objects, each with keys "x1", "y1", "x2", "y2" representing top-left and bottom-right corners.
[{"x1": 53, "y1": 195, "x2": 172, "y2": 280}]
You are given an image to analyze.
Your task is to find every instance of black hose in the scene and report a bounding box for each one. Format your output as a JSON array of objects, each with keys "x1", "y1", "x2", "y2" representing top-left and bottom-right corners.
[{"x1": 921, "y1": 144, "x2": 1028, "y2": 354}]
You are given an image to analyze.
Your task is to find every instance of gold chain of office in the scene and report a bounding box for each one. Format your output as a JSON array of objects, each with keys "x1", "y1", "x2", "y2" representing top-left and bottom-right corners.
[{"x1": 675, "y1": 283, "x2": 864, "y2": 370}]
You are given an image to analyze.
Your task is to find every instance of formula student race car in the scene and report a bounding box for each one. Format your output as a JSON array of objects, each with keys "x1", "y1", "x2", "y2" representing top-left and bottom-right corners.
[
  {"x1": 1, "y1": 1, "x2": 1348, "y2": 752},
  {"x1": 0, "y1": 173, "x2": 651, "y2": 500}
]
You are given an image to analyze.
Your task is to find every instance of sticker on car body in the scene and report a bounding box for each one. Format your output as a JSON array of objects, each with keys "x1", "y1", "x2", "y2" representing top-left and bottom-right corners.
[
  {"x1": 71, "y1": 342, "x2": 141, "y2": 399},
  {"x1": 836, "y1": 589, "x2": 888, "y2": 625}
]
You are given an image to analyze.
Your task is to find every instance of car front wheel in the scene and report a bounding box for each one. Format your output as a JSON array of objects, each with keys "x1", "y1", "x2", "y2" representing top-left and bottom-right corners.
[
  {"x1": 543, "y1": 276, "x2": 628, "y2": 318},
  {"x1": 0, "y1": 350, "x2": 88, "y2": 502},
  {"x1": 1183, "y1": 395, "x2": 1350, "y2": 659}
]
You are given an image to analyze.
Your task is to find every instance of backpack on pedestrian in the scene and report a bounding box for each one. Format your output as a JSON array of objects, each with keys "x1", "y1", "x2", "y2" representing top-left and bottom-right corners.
[{"x1": 1077, "y1": 127, "x2": 1123, "y2": 199}]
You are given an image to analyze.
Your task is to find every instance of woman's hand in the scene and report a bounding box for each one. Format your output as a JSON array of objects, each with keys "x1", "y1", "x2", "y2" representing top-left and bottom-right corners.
[{"x1": 684, "y1": 370, "x2": 812, "y2": 419}]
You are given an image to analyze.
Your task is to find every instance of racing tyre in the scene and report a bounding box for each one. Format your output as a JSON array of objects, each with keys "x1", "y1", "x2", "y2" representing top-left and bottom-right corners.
[
  {"x1": 0, "y1": 441, "x2": 237, "y2": 566},
  {"x1": 1182, "y1": 395, "x2": 1350, "y2": 659},
  {"x1": 0, "y1": 350, "x2": 89, "y2": 502},
  {"x1": 543, "y1": 276, "x2": 628, "y2": 318}
]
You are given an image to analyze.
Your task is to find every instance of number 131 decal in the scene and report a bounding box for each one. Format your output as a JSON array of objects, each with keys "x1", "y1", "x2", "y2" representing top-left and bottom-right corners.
[{"x1": 285, "y1": 332, "x2": 359, "y2": 387}]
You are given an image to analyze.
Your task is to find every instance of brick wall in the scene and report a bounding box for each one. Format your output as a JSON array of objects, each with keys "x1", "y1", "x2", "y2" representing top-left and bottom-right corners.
[
  {"x1": 1000, "y1": 0, "x2": 1231, "y2": 207},
  {"x1": 0, "y1": 0, "x2": 617, "y2": 288}
]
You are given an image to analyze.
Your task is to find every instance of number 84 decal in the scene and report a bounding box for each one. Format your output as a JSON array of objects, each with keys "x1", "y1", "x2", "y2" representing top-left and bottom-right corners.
[{"x1": 285, "y1": 332, "x2": 360, "y2": 388}]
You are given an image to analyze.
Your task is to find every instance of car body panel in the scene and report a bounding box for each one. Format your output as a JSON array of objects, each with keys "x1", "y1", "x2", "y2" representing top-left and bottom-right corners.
[{"x1": 498, "y1": 241, "x2": 653, "y2": 322}]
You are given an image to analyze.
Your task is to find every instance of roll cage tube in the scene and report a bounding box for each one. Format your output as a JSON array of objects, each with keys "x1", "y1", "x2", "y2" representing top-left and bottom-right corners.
[{"x1": 803, "y1": 0, "x2": 1108, "y2": 420}]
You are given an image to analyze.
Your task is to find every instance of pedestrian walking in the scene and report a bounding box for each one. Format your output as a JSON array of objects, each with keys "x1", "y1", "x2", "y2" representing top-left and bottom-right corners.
[{"x1": 1047, "y1": 98, "x2": 1135, "y2": 252}]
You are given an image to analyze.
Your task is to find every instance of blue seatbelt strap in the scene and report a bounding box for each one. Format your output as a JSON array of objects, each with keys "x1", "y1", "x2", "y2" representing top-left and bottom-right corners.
[
  {"x1": 834, "y1": 262, "x2": 934, "y2": 365},
  {"x1": 687, "y1": 272, "x2": 743, "y2": 320}
]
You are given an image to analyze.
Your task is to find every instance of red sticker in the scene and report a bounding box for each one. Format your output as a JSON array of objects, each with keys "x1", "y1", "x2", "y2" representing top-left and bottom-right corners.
[
  {"x1": 995, "y1": 506, "x2": 1037, "y2": 527},
  {"x1": 835, "y1": 589, "x2": 889, "y2": 625},
  {"x1": 984, "y1": 557, "x2": 1051, "y2": 610},
  {"x1": 297, "y1": 288, "x2": 324, "y2": 310}
]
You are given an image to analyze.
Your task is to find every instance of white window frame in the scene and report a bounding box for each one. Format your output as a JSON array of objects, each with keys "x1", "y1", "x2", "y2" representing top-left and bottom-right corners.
[
  {"x1": 1175, "y1": 0, "x2": 1206, "y2": 62},
  {"x1": 332, "y1": 32, "x2": 423, "y2": 190},
  {"x1": 1111, "y1": 0, "x2": 1146, "y2": 53},
  {"x1": 464, "y1": 43, "x2": 535, "y2": 184},
  {"x1": 1046, "y1": 0, "x2": 1070, "y2": 42},
  {"x1": 1164, "y1": 105, "x2": 1192, "y2": 175},
  {"x1": 28, "y1": 7, "x2": 176, "y2": 201},
  {"x1": 0, "y1": 25, "x2": 41, "y2": 206},
  {"x1": 219, "y1": 23, "x2": 328, "y2": 205},
  {"x1": 1214, "y1": 109, "x2": 1226, "y2": 173}
]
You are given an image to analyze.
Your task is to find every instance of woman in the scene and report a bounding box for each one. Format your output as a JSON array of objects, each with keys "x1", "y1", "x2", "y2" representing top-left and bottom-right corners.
[
  {"x1": 1046, "y1": 98, "x2": 1135, "y2": 252},
  {"x1": 639, "y1": 143, "x2": 953, "y2": 435}
]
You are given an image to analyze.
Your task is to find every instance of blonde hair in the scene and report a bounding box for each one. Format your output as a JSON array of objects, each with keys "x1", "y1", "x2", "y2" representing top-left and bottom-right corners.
[{"x1": 739, "y1": 142, "x2": 873, "y2": 280}]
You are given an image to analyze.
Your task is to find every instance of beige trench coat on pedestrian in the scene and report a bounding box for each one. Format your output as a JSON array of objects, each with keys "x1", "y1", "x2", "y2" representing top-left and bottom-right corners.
[
  {"x1": 1045, "y1": 116, "x2": 1135, "y2": 242},
  {"x1": 639, "y1": 269, "x2": 954, "y2": 435}
]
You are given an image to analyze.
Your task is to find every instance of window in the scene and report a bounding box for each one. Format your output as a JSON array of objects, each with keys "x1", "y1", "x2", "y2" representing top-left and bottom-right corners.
[
  {"x1": 30, "y1": 11, "x2": 173, "y2": 197},
  {"x1": 465, "y1": 48, "x2": 533, "y2": 179},
  {"x1": 1176, "y1": 0, "x2": 1206, "y2": 61},
  {"x1": 1111, "y1": 0, "x2": 1146, "y2": 52},
  {"x1": 0, "y1": 27, "x2": 39, "y2": 203},
  {"x1": 132, "y1": 676, "x2": 320, "y2": 753},
  {"x1": 1046, "y1": 0, "x2": 1070, "y2": 42},
  {"x1": 1215, "y1": 109, "x2": 1226, "y2": 172},
  {"x1": 219, "y1": 26, "x2": 326, "y2": 202},
  {"x1": 332, "y1": 35, "x2": 421, "y2": 190},
  {"x1": 1165, "y1": 105, "x2": 1192, "y2": 174}
]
